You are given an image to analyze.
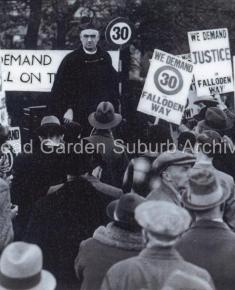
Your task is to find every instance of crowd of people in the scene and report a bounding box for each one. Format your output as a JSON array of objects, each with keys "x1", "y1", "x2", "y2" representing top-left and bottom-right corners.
[{"x1": 1, "y1": 22, "x2": 235, "y2": 290}]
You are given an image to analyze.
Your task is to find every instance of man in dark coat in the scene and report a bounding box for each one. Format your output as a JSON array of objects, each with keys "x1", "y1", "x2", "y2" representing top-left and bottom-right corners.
[
  {"x1": 23, "y1": 149, "x2": 120, "y2": 290},
  {"x1": 176, "y1": 168, "x2": 235, "y2": 290},
  {"x1": 51, "y1": 24, "x2": 119, "y2": 135},
  {"x1": 11, "y1": 116, "x2": 67, "y2": 240},
  {"x1": 84, "y1": 101, "x2": 129, "y2": 187},
  {"x1": 74, "y1": 193, "x2": 144, "y2": 290},
  {"x1": 101, "y1": 201, "x2": 214, "y2": 290}
]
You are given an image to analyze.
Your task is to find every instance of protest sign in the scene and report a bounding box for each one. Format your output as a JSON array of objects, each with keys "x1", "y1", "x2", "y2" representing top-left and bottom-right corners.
[
  {"x1": 137, "y1": 49, "x2": 194, "y2": 125},
  {"x1": 0, "y1": 50, "x2": 120, "y2": 92},
  {"x1": 183, "y1": 88, "x2": 200, "y2": 120},
  {"x1": 188, "y1": 28, "x2": 233, "y2": 96},
  {"x1": 7, "y1": 127, "x2": 21, "y2": 154}
]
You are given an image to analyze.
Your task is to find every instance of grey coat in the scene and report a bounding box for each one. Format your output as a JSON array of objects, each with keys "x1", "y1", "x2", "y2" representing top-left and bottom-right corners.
[{"x1": 101, "y1": 247, "x2": 214, "y2": 290}]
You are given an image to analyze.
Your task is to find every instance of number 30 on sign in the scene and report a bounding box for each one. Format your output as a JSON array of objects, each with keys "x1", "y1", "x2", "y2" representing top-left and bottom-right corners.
[
  {"x1": 105, "y1": 17, "x2": 134, "y2": 47},
  {"x1": 154, "y1": 66, "x2": 183, "y2": 95}
]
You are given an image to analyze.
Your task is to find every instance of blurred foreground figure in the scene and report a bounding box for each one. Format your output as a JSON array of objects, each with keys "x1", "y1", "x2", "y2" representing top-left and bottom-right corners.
[
  {"x1": 0, "y1": 242, "x2": 56, "y2": 290},
  {"x1": 101, "y1": 201, "x2": 214, "y2": 290}
]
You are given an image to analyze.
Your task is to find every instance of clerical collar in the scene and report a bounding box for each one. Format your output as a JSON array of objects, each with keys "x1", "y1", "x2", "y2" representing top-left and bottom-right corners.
[{"x1": 83, "y1": 47, "x2": 97, "y2": 55}]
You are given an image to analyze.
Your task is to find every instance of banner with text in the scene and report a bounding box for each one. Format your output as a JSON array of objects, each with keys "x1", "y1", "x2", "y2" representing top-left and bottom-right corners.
[
  {"x1": 188, "y1": 28, "x2": 233, "y2": 96},
  {"x1": 137, "y1": 49, "x2": 194, "y2": 125},
  {"x1": 0, "y1": 50, "x2": 119, "y2": 92}
]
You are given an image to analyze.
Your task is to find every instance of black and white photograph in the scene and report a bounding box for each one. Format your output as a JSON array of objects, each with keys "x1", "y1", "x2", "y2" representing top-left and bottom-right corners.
[{"x1": 0, "y1": 0, "x2": 235, "y2": 289}]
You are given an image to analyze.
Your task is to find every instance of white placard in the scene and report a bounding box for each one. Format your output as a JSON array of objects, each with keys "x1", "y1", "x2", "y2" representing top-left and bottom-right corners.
[
  {"x1": 0, "y1": 50, "x2": 120, "y2": 92},
  {"x1": 137, "y1": 49, "x2": 194, "y2": 125},
  {"x1": 188, "y1": 28, "x2": 233, "y2": 96},
  {"x1": 7, "y1": 127, "x2": 21, "y2": 155}
]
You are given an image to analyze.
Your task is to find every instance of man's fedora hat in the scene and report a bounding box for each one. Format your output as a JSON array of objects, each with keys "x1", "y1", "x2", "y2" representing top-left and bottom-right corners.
[
  {"x1": 36, "y1": 115, "x2": 65, "y2": 136},
  {"x1": 0, "y1": 242, "x2": 56, "y2": 290},
  {"x1": 88, "y1": 102, "x2": 122, "y2": 129},
  {"x1": 183, "y1": 169, "x2": 230, "y2": 211},
  {"x1": 106, "y1": 193, "x2": 145, "y2": 225}
]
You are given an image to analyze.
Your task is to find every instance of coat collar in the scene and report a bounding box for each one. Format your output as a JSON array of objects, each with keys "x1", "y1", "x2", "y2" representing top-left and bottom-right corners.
[
  {"x1": 192, "y1": 219, "x2": 230, "y2": 230},
  {"x1": 140, "y1": 247, "x2": 182, "y2": 260},
  {"x1": 93, "y1": 222, "x2": 143, "y2": 251}
]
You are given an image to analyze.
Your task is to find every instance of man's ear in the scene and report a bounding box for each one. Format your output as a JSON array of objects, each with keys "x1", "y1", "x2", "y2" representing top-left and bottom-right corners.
[{"x1": 162, "y1": 170, "x2": 171, "y2": 182}]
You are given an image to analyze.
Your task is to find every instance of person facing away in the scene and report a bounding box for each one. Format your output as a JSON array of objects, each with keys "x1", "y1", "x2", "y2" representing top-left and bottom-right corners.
[
  {"x1": 74, "y1": 193, "x2": 144, "y2": 290},
  {"x1": 101, "y1": 200, "x2": 215, "y2": 290},
  {"x1": 176, "y1": 168, "x2": 235, "y2": 290}
]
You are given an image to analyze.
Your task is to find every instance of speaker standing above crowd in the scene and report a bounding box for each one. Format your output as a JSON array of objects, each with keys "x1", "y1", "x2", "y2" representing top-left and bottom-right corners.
[{"x1": 1, "y1": 21, "x2": 235, "y2": 290}]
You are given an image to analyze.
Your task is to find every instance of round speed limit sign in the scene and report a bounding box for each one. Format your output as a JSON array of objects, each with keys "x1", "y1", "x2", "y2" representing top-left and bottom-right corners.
[
  {"x1": 154, "y1": 66, "x2": 183, "y2": 95},
  {"x1": 105, "y1": 17, "x2": 134, "y2": 47}
]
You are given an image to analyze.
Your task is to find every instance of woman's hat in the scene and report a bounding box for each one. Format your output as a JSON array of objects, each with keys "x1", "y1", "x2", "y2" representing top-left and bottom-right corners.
[
  {"x1": 88, "y1": 102, "x2": 122, "y2": 129},
  {"x1": 106, "y1": 193, "x2": 145, "y2": 225},
  {"x1": 183, "y1": 169, "x2": 230, "y2": 211},
  {"x1": 36, "y1": 115, "x2": 65, "y2": 136},
  {"x1": 0, "y1": 242, "x2": 56, "y2": 290}
]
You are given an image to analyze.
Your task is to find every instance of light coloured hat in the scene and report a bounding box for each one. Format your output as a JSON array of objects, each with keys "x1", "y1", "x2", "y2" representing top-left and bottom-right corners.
[
  {"x1": 0, "y1": 242, "x2": 56, "y2": 290},
  {"x1": 161, "y1": 270, "x2": 213, "y2": 290},
  {"x1": 152, "y1": 150, "x2": 196, "y2": 176},
  {"x1": 135, "y1": 201, "x2": 191, "y2": 238},
  {"x1": 193, "y1": 95, "x2": 219, "y2": 106},
  {"x1": 183, "y1": 169, "x2": 230, "y2": 211},
  {"x1": 36, "y1": 115, "x2": 65, "y2": 136}
]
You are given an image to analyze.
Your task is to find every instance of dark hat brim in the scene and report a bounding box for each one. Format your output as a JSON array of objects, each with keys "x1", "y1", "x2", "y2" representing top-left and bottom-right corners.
[
  {"x1": 106, "y1": 200, "x2": 118, "y2": 221},
  {"x1": 88, "y1": 112, "x2": 122, "y2": 129},
  {"x1": 194, "y1": 98, "x2": 219, "y2": 106},
  {"x1": 182, "y1": 182, "x2": 230, "y2": 211},
  {"x1": 35, "y1": 124, "x2": 65, "y2": 136}
]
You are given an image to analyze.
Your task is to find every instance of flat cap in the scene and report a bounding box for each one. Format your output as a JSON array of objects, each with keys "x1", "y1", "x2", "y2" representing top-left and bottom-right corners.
[
  {"x1": 135, "y1": 201, "x2": 191, "y2": 238},
  {"x1": 152, "y1": 150, "x2": 196, "y2": 176}
]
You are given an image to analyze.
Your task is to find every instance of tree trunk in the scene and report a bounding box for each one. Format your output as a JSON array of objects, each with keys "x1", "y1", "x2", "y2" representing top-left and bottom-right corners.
[{"x1": 25, "y1": 0, "x2": 42, "y2": 49}]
